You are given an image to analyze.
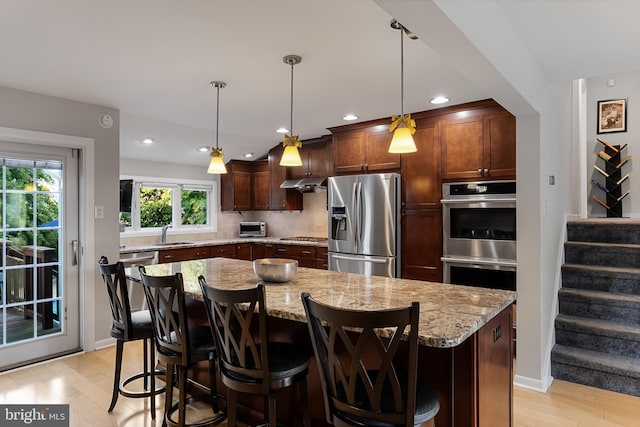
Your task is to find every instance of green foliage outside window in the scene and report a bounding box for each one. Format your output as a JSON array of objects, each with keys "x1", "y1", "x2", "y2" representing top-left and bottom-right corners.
[
  {"x1": 181, "y1": 189, "x2": 207, "y2": 225},
  {"x1": 140, "y1": 187, "x2": 172, "y2": 228}
]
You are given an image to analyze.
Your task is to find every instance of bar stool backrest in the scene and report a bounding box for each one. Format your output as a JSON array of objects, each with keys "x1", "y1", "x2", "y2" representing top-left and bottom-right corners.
[
  {"x1": 98, "y1": 256, "x2": 133, "y2": 339},
  {"x1": 301, "y1": 292, "x2": 420, "y2": 427},
  {"x1": 138, "y1": 266, "x2": 191, "y2": 366}
]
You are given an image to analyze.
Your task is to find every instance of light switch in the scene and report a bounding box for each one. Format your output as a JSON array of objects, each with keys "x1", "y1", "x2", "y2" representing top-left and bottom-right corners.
[{"x1": 95, "y1": 205, "x2": 104, "y2": 219}]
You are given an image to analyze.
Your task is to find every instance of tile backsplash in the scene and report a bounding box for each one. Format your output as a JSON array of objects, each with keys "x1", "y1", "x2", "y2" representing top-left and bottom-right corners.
[{"x1": 120, "y1": 191, "x2": 328, "y2": 246}]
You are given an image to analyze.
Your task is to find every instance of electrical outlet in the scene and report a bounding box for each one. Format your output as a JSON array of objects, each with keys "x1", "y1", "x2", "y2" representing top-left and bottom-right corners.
[{"x1": 94, "y1": 205, "x2": 104, "y2": 219}]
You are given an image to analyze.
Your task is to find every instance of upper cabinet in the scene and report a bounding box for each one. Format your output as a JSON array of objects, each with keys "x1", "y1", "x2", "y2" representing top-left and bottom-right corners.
[
  {"x1": 401, "y1": 118, "x2": 441, "y2": 210},
  {"x1": 252, "y1": 160, "x2": 270, "y2": 211},
  {"x1": 220, "y1": 160, "x2": 253, "y2": 211},
  {"x1": 288, "y1": 136, "x2": 332, "y2": 179},
  {"x1": 330, "y1": 122, "x2": 401, "y2": 175},
  {"x1": 441, "y1": 107, "x2": 515, "y2": 180},
  {"x1": 268, "y1": 145, "x2": 303, "y2": 211}
]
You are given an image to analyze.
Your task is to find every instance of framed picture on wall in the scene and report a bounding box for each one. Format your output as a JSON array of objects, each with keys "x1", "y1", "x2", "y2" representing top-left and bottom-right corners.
[{"x1": 597, "y1": 98, "x2": 627, "y2": 134}]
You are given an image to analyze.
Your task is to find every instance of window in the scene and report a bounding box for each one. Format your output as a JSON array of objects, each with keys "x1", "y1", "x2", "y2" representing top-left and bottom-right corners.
[{"x1": 120, "y1": 176, "x2": 216, "y2": 234}]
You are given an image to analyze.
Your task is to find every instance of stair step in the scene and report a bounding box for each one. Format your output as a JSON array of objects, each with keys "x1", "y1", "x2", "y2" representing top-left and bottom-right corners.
[
  {"x1": 562, "y1": 263, "x2": 640, "y2": 295},
  {"x1": 558, "y1": 288, "x2": 640, "y2": 326},
  {"x1": 564, "y1": 241, "x2": 640, "y2": 268},
  {"x1": 551, "y1": 344, "x2": 640, "y2": 397},
  {"x1": 555, "y1": 314, "x2": 640, "y2": 358},
  {"x1": 567, "y1": 220, "x2": 640, "y2": 244}
]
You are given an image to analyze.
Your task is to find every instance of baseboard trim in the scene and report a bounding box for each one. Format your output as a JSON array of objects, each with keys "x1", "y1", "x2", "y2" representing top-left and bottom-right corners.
[
  {"x1": 514, "y1": 374, "x2": 553, "y2": 392},
  {"x1": 95, "y1": 337, "x2": 116, "y2": 350}
]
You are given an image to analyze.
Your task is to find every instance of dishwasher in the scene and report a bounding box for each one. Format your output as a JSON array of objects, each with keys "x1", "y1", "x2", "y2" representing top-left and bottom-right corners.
[{"x1": 117, "y1": 251, "x2": 158, "y2": 311}]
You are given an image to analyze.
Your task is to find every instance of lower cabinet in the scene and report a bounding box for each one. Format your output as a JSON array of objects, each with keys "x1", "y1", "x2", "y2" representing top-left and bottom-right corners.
[
  {"x1": 157, "y1": 246, "x2": 210, "y2": 263},
  {"x1": 157, "y1": 242, "x2": 327, "y2": 269},
  {"x1": 401, "y1": 209, "x2": 442, "y2": 282}
]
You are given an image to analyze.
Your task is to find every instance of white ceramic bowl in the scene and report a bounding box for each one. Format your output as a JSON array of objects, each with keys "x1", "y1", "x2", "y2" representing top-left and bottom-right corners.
[{"x1": 253, "y1": 258, "x2": 298, "y2": 282}]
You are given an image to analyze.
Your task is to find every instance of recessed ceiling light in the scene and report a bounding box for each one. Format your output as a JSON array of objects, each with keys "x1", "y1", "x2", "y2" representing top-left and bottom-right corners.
[
  {"x1": 342, "y1": 114, "x2": 358, "y2": 121},
  {"x1": 430, "y1": 96, "x2": 450, "y2": 105},
  {"x1": 244, "y1": 153, "x2": 254, "y2": 158},
  {"x1": 141, "y1": 137, "x2": 155, "y2": 145},
  {"x1": 276, "y1": 127, "x2": 289, "y2": 134},
  {"x1": 197, "y1": 146, "x2": 210, "y2": 152}
]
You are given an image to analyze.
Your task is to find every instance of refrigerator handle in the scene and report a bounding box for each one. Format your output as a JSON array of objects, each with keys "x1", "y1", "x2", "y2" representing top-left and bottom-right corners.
[
  {"x1": 353, "y1": 181, "x2": 360, "y2": 253},
  {"x1": 357, "y1": 181, "x2": 363, "y2": 251},
  {"x1": 331, "y1": 254, "x2": 388, "y2": 264}
]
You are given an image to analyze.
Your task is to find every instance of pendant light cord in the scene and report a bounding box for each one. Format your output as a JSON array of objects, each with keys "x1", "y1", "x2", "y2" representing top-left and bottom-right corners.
[
  {"x1": 215, "y1": 84, "x2": 220, "y2": 150},
  {"x1": 400, "y1": 26, "x2": 404, "y2": 118},
  {"x1": 289, "y1": 61, "x2": 294, "y2": 136}
]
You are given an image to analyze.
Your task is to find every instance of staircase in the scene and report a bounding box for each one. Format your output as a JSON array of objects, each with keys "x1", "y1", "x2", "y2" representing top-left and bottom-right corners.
[{"x1": 551, "y1": 219, "x2": 640, "y2": 396}]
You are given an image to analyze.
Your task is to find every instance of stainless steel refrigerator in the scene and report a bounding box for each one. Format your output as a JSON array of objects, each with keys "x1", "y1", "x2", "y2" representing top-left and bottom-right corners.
[{"x1": 328, "y1": 173, "x2": 401, "y2": 278}]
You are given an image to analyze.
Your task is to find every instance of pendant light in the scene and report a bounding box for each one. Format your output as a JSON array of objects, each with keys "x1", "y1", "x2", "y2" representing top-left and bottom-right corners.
[
  {"x1": 388, "y1": 19, "x2": 417, "y2": 154},
  {"x1": 207, "y1": 81, "x2": 228, "y2": 174},
  {"x1": 280, "y1": 54, "x2": 303, "y2": 167}
]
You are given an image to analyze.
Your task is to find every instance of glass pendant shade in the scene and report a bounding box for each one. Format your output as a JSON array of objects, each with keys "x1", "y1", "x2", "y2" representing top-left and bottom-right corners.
[
  {"x1": 207, "y1": 148, "x2": 227, "y2": 174},
  {"x1": 388, "y1": 125, "x2": 417, "y2": 153},
  {"x1": 280, "y1": 144, "x2": 303, "y2": 166}
]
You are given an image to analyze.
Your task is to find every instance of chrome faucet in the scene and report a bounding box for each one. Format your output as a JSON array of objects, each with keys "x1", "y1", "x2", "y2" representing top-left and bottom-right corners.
[{"x1": 161, "y1": 224, "x2": 172, "y2": 244}]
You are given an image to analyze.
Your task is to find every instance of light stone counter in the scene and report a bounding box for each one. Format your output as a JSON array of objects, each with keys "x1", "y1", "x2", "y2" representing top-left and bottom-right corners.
[
  {"x1": 133, "y1": 257, "x2": 516, "y2": 348},
  {"x1": 120, "y1": 237, "x2": 327, "y2": 254}
]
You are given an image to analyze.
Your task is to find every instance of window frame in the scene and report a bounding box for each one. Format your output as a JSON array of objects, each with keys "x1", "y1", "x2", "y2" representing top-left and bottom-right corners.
[{"x1": 119, "y1": 175, "x2": 217, "y2": 238}]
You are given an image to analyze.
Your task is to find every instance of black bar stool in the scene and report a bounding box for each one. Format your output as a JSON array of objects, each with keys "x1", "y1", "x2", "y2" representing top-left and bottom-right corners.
[
  {"x1": 199, "y1": 279, "x2": 311, "y2": 427},
  {"x1": 301, "y1": 292, "x2": 440, "y2": 426},
  {"x1": 139, "y1": 266, "x2": 226, "y2": 427},
  {"x1": 98, "y1": 256, "x2": 165, "y2": 419}
]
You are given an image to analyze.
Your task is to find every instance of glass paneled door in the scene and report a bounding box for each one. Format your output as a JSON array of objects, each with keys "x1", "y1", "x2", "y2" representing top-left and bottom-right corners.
[{"x1": 0, "y1": 143, "x2": 79, "y2": 370}]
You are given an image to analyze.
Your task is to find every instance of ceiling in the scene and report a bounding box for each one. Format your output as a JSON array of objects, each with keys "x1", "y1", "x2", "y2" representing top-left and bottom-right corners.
[{"x1": 2, "y1": 0, "x2": 640, "y2": 168}]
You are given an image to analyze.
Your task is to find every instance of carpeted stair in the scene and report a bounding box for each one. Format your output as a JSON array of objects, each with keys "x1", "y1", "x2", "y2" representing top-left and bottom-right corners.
[{"x1": 551, "y1": 220, "x2": 640, "y2": 396}]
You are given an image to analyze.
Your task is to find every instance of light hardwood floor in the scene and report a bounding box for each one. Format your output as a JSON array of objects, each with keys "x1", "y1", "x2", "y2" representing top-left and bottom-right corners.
[{"x1": 1, "y1": 342, "x2": 638, "y2": 426}]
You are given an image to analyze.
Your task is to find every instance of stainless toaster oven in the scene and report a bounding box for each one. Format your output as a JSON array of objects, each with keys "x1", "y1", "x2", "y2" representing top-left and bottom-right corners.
[{"x1": 239, "y1": 221, "x2": 266, "y2": 237}]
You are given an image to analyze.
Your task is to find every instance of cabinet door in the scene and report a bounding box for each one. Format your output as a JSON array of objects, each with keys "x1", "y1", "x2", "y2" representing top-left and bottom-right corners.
[
  {"x1": 484, "y1": 111, "x2": 516, "y2": 178},
  {"x1": 268, "y1": 145, "x2": 303, "y2": 210},
  {"x1": 441, "y1": 113, "x2": 484, "y2": 180},
  {"x1": 307, "y1": 142, "x2": 331, "y2": 178},
  {"x1": 333, "y1": 131, "x2": 365, "y2": 174},
  {"x1": 251, "y1": 243, "x2": 266, "y2": 260},
  {"x1": 477, "y1": 305, "x2": 513, "y2": 427},
  {"x1": 365, "y1": 130, "x2": 401, "y2": 172},
  {"x1": 401, "y1": 209, "x2": 442, "y2": 282},
  {"x1": 402, "y1": 122, "x2": 440, "y2": 210},
  {"x1": 236, "y1": 243, "x2": 252, "y2": 260},
  {"x1": 233, "y1": 172, "x2": 252, "y2": 211},
  {"x1": 252, "y1": 162, "x2": 270, "y2": 210}
]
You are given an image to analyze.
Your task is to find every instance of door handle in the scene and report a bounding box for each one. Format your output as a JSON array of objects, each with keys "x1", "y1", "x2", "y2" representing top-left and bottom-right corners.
[{"x1": 71, "y1": 240, "x2": 79, "y2": 266}]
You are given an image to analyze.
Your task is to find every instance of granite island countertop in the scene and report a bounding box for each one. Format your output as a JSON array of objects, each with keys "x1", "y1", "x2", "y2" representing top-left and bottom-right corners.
[{"x1": 129, "y1": 257, "x2": 516, "y2": 349}]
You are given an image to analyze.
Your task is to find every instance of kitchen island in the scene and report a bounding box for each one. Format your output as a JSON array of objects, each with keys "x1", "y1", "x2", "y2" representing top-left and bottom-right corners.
[{"x1": 132, "y1": 257, "x2": 516, "y2": 427}]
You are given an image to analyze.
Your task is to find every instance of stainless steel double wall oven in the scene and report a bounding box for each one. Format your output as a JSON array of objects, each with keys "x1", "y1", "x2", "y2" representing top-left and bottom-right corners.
[{"x1": 441, "y1": 180, "x2": 516, "y2": 291}]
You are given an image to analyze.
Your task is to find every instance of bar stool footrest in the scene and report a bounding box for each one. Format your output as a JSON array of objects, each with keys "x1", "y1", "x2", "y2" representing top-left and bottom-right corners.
[
  {"x1": 119, "y1": 370, "x2": 166, "y2": 399},
  {"x1": 165, "y1": 394, "x2": 226, "y2": 427}
]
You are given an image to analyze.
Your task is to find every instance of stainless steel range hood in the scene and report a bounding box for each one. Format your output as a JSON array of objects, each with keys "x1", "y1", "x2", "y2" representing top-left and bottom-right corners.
[{"x1": 280, "y1": 177, "x2": 327, "y2": 192}]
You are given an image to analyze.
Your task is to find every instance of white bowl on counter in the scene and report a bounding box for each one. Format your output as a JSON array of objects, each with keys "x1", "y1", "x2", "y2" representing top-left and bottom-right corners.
[{"x1": 253, "y1": 258, "x2": 297, "y2": 282}]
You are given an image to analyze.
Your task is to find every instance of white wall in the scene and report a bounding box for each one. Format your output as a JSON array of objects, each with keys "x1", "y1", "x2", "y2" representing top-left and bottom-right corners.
[
  {"x1": 0, "y1": 85, "x2": 119, "y2": 346},
  {"x1": 587, "y1": 70, "x2": 640, "y2": 217}
]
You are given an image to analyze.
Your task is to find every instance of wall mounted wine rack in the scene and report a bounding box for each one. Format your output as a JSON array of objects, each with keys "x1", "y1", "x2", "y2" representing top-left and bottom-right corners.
[{"x1": 592, "y1": 138, "x2": 631, "y2": 217}]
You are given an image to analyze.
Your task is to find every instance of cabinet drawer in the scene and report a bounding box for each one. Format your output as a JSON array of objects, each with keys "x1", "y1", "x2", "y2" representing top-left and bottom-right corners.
[
  {"x1": 315, "y1": 258, "x2": 328, "y2": 270},
  {"x1": 297, "y1": 258, "x2": 316, "y2": 268},
  {"x1": 316, "y1": 246, "x2": 328, "y2": 258},
  {"x1": 274, "y1": 244, "x2": 316, "y2": 259},
  {"x1": 210, "y1": 244, "x2": 238, "y2": 258},
  {"x1": 158, "y1": 247, "x2": 210, "y2": 263}
]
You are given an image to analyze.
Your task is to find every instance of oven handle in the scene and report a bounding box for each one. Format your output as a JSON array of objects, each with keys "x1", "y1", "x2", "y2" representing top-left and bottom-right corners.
[
  {"x1": 440, "y1": 198, "x2": 517, "y2": 204},
  {"x1": 441, "y1": 256, "x2": 517, "y2": 269}
]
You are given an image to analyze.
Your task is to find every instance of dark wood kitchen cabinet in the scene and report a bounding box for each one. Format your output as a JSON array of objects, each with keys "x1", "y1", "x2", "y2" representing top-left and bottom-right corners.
[
  {"x1": 235, "y1": 243, "x2": 252, "y2": 260},
  {"x1": 288, "y1": 137, "x2": 331, "y2": 179},
  {"x1": 220, "y1": 160, "x2": 253, "y2": 211},
  {"x1": 315, "y1": 246, "x2": 328, "y2": 270},
  {"x1": 273, "y1": 244, "x2": 316, "y2": 268},
  {"x1": 157, "y1": 246, "x2": 210, "y2": 263},
  {"x1": 210, "y1": 244, "x2": 237, "y2": 258},
  {"x1": 401, "y1": 209, "x2": 442, "y2": 282},
  {"x1": 268, "y1": 145, "x2": 303, "y2": 211},
  {"x1": 441, "y1": 108, "x2": 515, "y2": 180},
  {"x1": 330, "y1": 121, "x2": 401, "y2": 175},
  {"x1": 251, "y1": 160, "x2": 270, "y2": 210},
  {"x1": 401, "y1": 119, "x2": 441, "y2": 210}
]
